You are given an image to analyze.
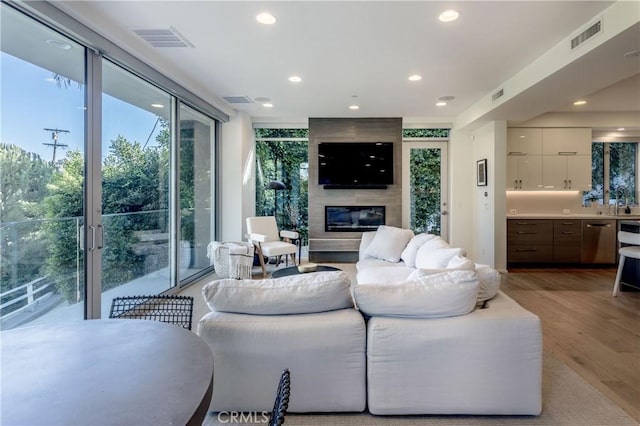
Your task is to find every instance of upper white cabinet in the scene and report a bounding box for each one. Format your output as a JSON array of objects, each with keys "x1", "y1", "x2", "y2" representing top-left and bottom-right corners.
[
  {"x1": 507, "y1": 127, "x2": 592, "y2": 190},
  {"x1": 542, "y1": 128, "x2": 592, "y2": 155},
  {"x1": 507, "y1": 128, "x2": 543, "y2": 190}
]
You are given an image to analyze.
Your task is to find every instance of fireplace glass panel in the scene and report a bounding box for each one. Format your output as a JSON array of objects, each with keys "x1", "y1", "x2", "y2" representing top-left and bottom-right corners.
[{"x1": 325, "y1": 206, "x2": 385, "y2": 232}]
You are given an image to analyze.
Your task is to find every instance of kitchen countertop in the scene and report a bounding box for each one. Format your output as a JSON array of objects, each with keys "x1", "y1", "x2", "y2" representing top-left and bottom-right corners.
[{"x1": 507, "y1": 213, "x2": 640, "y2": 220}]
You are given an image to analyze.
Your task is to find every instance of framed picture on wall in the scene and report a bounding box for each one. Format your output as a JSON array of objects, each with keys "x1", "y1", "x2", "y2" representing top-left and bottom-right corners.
[{"x1": 477, "y1": 159, "x2": 487, "y2": 186}]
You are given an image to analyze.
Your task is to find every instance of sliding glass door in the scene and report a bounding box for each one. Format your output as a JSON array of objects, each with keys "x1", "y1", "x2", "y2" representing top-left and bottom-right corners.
[
  {"x1": 1, "y1": 5, "x2": 86, "y2": 327},
  {"x1": 99, "y1": 60, "x2": 173, "y2": 316},
  {"x1": 1, "y1": 3, "x2": 219, "y2": 328}
]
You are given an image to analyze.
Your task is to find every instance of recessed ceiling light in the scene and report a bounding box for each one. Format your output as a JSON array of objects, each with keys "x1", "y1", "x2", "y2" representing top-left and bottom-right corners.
[
  {"x1": 256, "y1": 12, "x2": 276, "y2": 25},
  {"x1": 618, "y1": 127, "x2": 626, "y2": 131},
  {"x1": 436, "y1": 101, "x2": 447, "y2": 107},
  {"x1": 349, "y1": 105, "x2": 360, "y2": 110},
  {"x1": 288, "y1": 76, "x2": 302, "y2": 83},
  {"x1": 150, "y1": 103, "x2": 164, "y2": 108},
  {"x1": 263, "y1": 103, "x2": 274, "y2": 108},
  {"x1": 439, "y1": 10, "x2": 459, "y2": 23},
  {"x1": 46, "y1": 39, "x2": 72, "y2": 50},
  {"x1": 573, "y1": 100, "x2": 587, "y2": 106},
  {"x1": 408, "y1": 74, "x2": 422, "y2": 82}
]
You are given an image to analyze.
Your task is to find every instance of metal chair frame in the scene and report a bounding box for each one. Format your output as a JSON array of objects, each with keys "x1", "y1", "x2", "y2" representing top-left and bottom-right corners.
[
  {"x1": 269, "y1": 369, "x2": 291, "y2": 426},
  {"x1": 108, "y1": 294, "x2": 194, "y2": 330}
]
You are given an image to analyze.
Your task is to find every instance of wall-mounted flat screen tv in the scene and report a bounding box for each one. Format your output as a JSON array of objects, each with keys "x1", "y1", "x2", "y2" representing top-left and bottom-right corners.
[{"x1": 318, "y1": 142, "x2": 393, "y2": 187}]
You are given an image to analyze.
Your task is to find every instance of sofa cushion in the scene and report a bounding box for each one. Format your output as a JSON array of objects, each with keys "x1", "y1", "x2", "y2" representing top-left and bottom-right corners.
[
  {"x1": 354, "y1": 270, "x2": 480, "y2": 318},
  {"x1": 364, "y1": 226, "x2": 414, "y2": 263},
  {"x1": 475, "y1": 264, "x2": 501, "y2": 302},
  {"x1": 400, "y1": 233, "x2": 437, "y2": 267},
  {"x1": 407, "y1": 264, "x2": 501, "y2": 303},
  {"x1": 415, "y1": 247, "x2": 465, "y2": 269},
  {"x1": 202, "y1": 271, "x2": 354, "y2": 315},
  {"x1": 356, "y1": 265, "x2": 415, "y2": 285}
]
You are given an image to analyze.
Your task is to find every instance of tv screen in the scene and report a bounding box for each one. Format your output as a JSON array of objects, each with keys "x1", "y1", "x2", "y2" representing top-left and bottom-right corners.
[{"x1": 318, "y1": 142, "x2": 393, "y2": 186}]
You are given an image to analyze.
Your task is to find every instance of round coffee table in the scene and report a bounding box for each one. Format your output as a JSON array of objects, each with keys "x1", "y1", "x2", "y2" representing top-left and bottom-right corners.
[{"x1": 271, "y1": 265, "x2": 341, "y2": 278}]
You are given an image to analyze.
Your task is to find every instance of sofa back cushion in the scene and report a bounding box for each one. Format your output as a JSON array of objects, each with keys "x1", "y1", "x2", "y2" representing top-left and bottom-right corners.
[
  {"x1": 400, "y1": 233, "x2": 437, "y2": 267},
  {"x1": 415, "y1": 246, "x2": 466, "y2": 269},
  {"x1": 354, "y1": 270, "x2": 480, "y2": 318},
  {"x1": 364, "y1": 226, "x2": 414, "y2": 263},
  {"x1": 202, "y1": 271, "x2": 354, "y2": 315}
]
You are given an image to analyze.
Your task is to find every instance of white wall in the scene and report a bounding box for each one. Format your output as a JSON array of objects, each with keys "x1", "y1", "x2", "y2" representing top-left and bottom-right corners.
[
  {"x1": 469, "y1": 121, "x2": 507, "y2": 270},
  {"x1": 220, "y1": 111, "x2": 255, "y2": 242},
  {"x1": 448, "y1": 128, "x2": 474, "y2": 257}
]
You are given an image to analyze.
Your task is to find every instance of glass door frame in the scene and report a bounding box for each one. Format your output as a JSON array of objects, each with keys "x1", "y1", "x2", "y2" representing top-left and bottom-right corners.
[{"x1": 401, "y1": 140, "x2": 449, "y2": 240}]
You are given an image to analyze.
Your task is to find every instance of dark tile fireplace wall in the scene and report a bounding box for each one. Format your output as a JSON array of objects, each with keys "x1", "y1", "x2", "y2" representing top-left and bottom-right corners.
[{"x1": 308, "y1": 118, "x2": 402, "y2": 262}]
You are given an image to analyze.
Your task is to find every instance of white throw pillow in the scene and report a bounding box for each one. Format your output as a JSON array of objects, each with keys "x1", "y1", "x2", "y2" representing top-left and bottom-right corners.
[
  {"x1": 364, "y1": 225, "x2": 414, "y2": 263},
  {"x1": 475, "y1": 264, "x2": 501, "y2": 302},
  {"x1": 400, "y1": 233, "x2": 436, "y2": 267},
  {"x1": 354, "y1": 270, "x2": 480, "y2": 318},
  {"x1": 415, "y1": 247, "x2": 465, "y2": 269},
  {"x1": 202, "y1": 271, "x2": 354, "y2": 315},
  {"x1": 446, "y1": 254, "x2": 475, "y2": 270}
]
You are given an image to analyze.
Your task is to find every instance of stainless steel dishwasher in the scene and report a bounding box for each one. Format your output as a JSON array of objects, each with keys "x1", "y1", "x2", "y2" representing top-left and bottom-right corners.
[{"x1": 581, "y1": 219, "x2": 616, "y2": 264}]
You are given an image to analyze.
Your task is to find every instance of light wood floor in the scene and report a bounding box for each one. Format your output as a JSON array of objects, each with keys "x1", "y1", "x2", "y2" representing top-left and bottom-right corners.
[{"x1": 500, "y1": 267, "x2": 640, "y2": 423}]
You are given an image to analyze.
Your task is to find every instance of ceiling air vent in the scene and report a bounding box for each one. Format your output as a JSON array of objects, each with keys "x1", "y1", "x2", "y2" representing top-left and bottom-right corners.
[
  {"x1": 571, "y1": 20, "x2": 602, "y2": 50},
  {"x1": 132, "y1": 27, "x2": 193, "y2": 48},
  {"x1": 492, "y1": 88, "x2": 504, "y2": 102},
  {"x1": 222, "y1": 96, "x2": 254, "y2": 104}
]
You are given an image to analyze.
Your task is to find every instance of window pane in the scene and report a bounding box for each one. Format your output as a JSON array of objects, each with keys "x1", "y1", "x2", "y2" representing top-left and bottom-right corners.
[
  {"x1": 610, "y1": 143, "x2": 636, "y2": 206},
  {"x1": 179, "y1": 104, "x2": 215, "y2": 281},
  {"x1": 101, "y1": 60, "x2": 172, "y2": 313},
  {"x1": 255, "y1": 140, "x2": 309, "y2": 243},
  {"x1": 409, "y1": 147, "x2": 442, "y2": 234},
  {"x1": 1, "y1": 4, "x2": 85, "y2": 328}
]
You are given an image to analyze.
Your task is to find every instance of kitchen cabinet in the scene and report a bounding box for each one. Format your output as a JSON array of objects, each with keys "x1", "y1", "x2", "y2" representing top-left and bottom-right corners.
[
  {"x1": 507, "y1": 220, "x2": 553, "y2": 263},
  {"x1": 542, "y1": 128, "x2": 591, "y2": 155},
  {"x1": 507, "y1": 128, "x2": 542, "y2": 190},
  {"x1": 507, "y1": 127, "x2": 592, "y2": 191},
  {"x1": 553, "y1": 219, "x2": 582, "y2": 262},
  {"x1": 542, "y1": 154, "x2": 592, "y2": 190},
  {"x1": 507, "y1": 155, "x2": 543, "y2": 190},
  {"x1": 507, "y1": 218, "x2": 616, "y2": 265}
]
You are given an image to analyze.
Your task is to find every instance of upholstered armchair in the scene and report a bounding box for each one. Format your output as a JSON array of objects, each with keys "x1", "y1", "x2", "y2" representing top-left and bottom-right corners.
[{"x1": 246, "y1": 216, "x2": 298, "y2": 277}]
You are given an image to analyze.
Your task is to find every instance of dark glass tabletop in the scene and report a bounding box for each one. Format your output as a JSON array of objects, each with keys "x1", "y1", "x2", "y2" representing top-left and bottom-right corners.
[{"x1": 271, "y1": 265, "x2": 341, "y2": 278}]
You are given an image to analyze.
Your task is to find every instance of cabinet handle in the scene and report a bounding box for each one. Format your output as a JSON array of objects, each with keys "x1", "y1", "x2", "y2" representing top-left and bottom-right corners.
[
  {"x1": 518, "y1": 180, "x2": 522, "y2": 189},
  {"x1": 516, "y1": 248, "x2": 538, "y2": 252},
  {"x1": 586, "y1": 223, "x2": 612, "y2": 228},
  {"x1": 561, "y1": 222, "x2": 574, "y2": 225},
  {"x1": 568, "y1": 179, "x2": 572, "y2": 188},
  {"x1": 508, "y1": 152, "x2": 526, "y2": 156},
  {"x1": 561, "y1": 231, "x2": 575, "y2": 235},
  {"x1": 515, "y1": 222, "x2": 537, "y2": 225},
  {"x1": 516, "y1": 231, "x2": 538, "y2": 235},
  {"x1": 558, "y1": 151, "x2": 577, "y2": 155}
]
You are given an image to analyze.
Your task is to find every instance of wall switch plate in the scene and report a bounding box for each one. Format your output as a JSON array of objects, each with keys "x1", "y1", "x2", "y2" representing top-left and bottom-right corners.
[{"x1": 563, "y1": 209, "x2": 571, "y2": 215}]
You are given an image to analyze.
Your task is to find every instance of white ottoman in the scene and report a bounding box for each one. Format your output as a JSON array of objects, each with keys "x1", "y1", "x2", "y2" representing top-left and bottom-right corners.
[{"x1": 366, "y1": 291, "x2": 542, "y2": 415}]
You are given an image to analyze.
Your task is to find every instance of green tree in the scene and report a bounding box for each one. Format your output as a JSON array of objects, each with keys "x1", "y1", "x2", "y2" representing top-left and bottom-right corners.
[
  {"x1": 0, "y1": 144, "x2": 56, "y2": 301},
  {"x1": 255, "y1": 137, "x2": 308, "y2": 241},
  {"x1": 41, "y1": 150, "x2": 84, "y2": 303}
]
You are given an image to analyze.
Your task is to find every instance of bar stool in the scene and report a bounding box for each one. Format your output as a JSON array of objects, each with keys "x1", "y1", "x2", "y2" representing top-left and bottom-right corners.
[{"x1": 613, "y1": 231, "x2": 640, "y2": 296}]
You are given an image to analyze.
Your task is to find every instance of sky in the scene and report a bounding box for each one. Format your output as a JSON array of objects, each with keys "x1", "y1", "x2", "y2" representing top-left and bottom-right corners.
[{"x1": 1, "y1": 52, "x2": 162, "y2": 162}]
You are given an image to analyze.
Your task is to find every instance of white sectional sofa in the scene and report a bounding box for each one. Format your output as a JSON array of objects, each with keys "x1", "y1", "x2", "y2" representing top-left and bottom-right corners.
[
  {"x1": 355, "y1": 226, "x2": 542, "y2": 415},
  {"x1": 197, "y1": 226, "x2": 542, "y2": 416}
]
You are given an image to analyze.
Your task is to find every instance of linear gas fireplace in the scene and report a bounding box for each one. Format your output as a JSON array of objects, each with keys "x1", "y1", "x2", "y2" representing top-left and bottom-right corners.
[{"x1": 325, "y1": 206, "x2": 385, "y2": 232}]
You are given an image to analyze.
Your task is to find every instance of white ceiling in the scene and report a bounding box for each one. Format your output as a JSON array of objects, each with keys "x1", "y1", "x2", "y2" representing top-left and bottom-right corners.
[{"x1": 53, "y1": 1, "x2": 639, "y2": 126}]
